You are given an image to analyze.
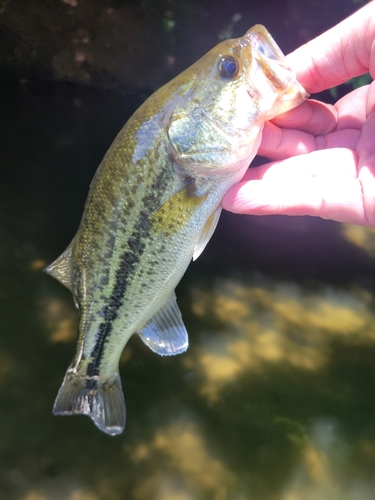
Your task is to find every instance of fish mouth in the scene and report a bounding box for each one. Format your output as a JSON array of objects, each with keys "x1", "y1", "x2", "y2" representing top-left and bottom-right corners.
[{"x1": 247, "y1": 47, "x2": 309, "y2": 118}]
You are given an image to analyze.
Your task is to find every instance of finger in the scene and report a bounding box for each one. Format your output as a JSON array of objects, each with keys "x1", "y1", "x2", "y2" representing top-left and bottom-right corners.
[
  {"x1": 263, "y1": 86, "x2": 371, "y2": 159},
  {"x1": 285, "y1": 2, "x2": 375, "y2": 93},
  {"x1": 358, "y1": 110, "x2": 375, "y2": 225},
  {"x1": 259, "y1": 122, "x2": 360, "y2": 160},
  {"x1": 316, "y1": 128, "x2": 361, "y2": 151},
  {"x1": 366, "y1": 80, "x2": 375, "y2": 116},
  {"x1": 270, "y1": 99, "x2": 337, "y2": 135},
  {"x1": 358, "y1": 112, "x2": 375, "y2": 165},
  {"x1": 222, "y1": 149, "x2": 370, "y2": 226},
  {"x1": 371, "y1": 38, "x2": 375, "y2": 80},
  {"x1": 335, "y1": 84, "x2": 371, "y2": 131},
  {"x1": 258, "y1": 122, "x2": 315, "y2": 159},
  {"x1": 223, "y1": 175, "x2": 365, "y2": 225},
  {"x1": 243, "y1": 148, "x2": 358, "y2": 182}
]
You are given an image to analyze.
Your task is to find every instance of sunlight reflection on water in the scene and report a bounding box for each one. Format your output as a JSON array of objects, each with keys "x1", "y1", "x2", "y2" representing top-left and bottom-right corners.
[
  {"x1": 28, "y1": 269, "x2": 375, "y2": 500},
  {"x1": 186, "y1": 276, "x2": 375, "y2": 401}
]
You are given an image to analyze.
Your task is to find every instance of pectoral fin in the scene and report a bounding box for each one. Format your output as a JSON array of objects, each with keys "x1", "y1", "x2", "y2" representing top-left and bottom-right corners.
[
  {"x1": 150, "y1": 181, "x2": 207, "y2": 235},
  {"x1": 138, "y1": 293, "x2": 188, "y2": 356},
  {"x1": 193, "y1": 206, "x2": 222, "y2": 261},
  {"x1": 44, "y1": 242, "x2": 74, "y2": 292}
]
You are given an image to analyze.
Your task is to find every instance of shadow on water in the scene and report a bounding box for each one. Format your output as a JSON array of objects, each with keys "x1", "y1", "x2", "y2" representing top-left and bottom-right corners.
[{"x1": 2, "y1": 22, "x2": 375, "y2": 500}]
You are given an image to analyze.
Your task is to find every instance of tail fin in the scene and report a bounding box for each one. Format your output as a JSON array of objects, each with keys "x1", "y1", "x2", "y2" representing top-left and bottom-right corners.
[{"x1": 53, "y1": 368, "x2": 126, "y2": 436}]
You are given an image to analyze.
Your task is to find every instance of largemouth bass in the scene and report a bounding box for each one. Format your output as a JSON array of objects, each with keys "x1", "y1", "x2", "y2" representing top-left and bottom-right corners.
[{"x1": 46, "y1": 25, "x2": 308, "y2": 435}]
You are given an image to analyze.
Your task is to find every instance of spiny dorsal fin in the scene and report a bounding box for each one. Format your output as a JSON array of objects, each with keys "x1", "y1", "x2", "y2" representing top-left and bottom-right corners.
[
  {"x1": 138, "y1": 293, "x2": 188, "y2": 356},
  {"x1": 44, "y1": 242, "x2": 73, "y2": 292},
  {"x1": 193, "y1": 206, "x2": 222, "y2": 261}
]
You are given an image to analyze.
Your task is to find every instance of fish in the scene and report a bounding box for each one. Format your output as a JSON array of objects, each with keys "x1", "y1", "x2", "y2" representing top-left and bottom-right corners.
[{"x1": 45, "y1": 25, "x2": 308, "y2": 435}]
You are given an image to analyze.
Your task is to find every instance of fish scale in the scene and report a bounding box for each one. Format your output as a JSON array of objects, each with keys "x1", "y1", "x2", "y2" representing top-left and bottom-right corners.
[
  {"x1": 45, "y1": 25, "x2": 308, "y2": 435},
  {"x1": 76, "y1": 152, "x2": 175, "y2": 358}
]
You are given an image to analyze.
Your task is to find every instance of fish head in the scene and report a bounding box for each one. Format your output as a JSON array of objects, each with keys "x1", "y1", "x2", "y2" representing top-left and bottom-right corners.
[{"x1": 167, "y1": 25, "x2": 308, "y2": 174}]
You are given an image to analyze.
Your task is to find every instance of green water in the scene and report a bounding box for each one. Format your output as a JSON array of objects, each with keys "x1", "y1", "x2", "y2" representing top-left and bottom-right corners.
[{"x1": 1, "y1": 74, "x2": 375, "y2": 500}]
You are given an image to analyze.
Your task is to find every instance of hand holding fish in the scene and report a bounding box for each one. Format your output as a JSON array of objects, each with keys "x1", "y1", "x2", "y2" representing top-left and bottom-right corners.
[{"x1": 222, "y1": 2, "x2": 375, "y2": 226}]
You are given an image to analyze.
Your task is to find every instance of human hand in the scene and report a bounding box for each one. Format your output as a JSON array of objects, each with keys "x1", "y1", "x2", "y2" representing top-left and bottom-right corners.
[{"x1": 222, "y1": 2, "x2": 375, "y2": 226}]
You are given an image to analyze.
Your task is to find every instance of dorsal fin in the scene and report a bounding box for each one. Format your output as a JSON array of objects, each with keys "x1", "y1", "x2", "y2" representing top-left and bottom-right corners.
[
  {"x1": 44, "y1": 242, "x2": 74, "y2": 292},
  {"x1": 138, "y1": 293, "x2": 188, "y2": 356},
  {"x1": 193, "y1": 206, "x2": 222, "y2": 261}
]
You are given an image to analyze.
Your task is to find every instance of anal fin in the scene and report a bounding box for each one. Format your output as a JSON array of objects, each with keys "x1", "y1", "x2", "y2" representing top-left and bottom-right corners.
[
  {"x1": 138, "y1": 293, "x2": 188, "y2": 356},
  {"x1": 53, "y1": 368, "x2": 126, "y2": 436},
  {"x1": 45, "y1": 242, "x2": 74, "y2": 292}
]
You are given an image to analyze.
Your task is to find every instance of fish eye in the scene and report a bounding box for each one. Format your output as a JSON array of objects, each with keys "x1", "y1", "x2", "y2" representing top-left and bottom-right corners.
[{"x1": 219, "y1": 55, "x2": 239, "y2": 78}]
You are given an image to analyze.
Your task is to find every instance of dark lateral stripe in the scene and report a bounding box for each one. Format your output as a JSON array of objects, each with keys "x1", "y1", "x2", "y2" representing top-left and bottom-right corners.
[{"x1": 87, "y1": 166, "x2": 171, "y2": 376}]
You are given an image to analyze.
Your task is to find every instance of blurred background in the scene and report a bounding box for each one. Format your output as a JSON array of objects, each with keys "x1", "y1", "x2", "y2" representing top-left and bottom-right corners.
[{"x1": 1, "y1": 0, "x2": 375, "y2": 499}]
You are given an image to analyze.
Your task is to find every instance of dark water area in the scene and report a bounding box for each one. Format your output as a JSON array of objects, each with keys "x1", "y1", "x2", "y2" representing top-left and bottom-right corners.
[{"x1": 1, "y1": 1, "x2": 375, "y2": 499}]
